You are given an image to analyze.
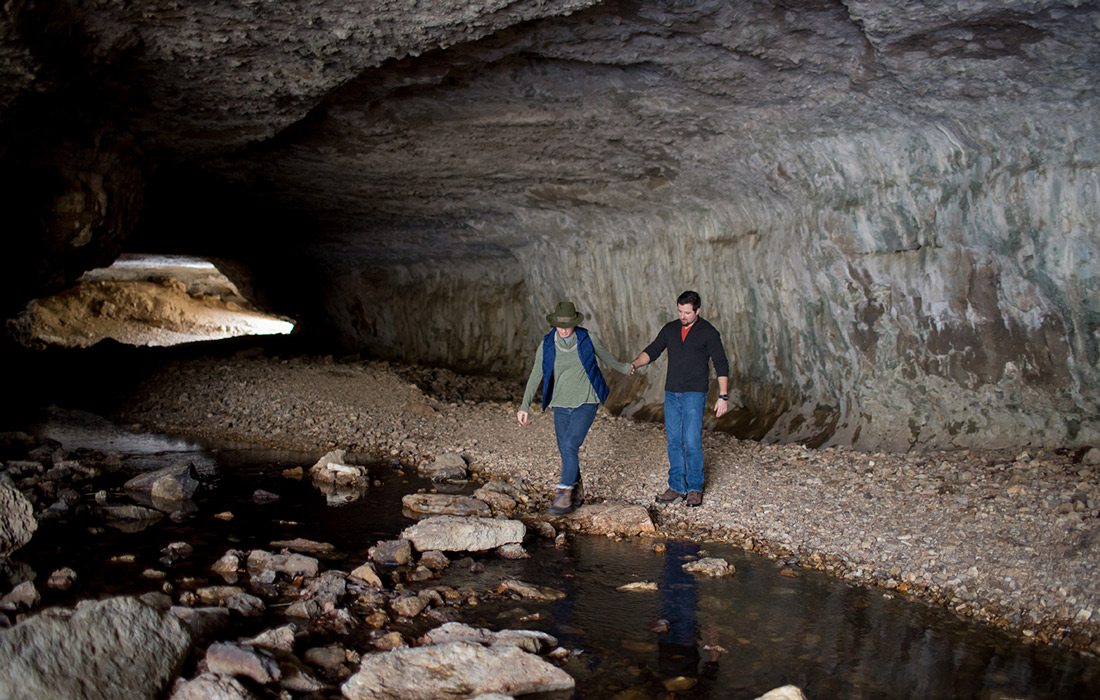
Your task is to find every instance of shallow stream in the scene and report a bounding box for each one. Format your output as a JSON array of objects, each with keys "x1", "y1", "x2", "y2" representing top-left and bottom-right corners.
[{"x1": 12, "y1": 410, "x2": 1100, "y2": 699}]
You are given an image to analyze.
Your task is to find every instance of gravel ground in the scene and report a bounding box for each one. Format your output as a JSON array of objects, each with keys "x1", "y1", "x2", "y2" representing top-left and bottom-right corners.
[{"x1": 115, "y1": 354, "x2": 1100, "y2": 655}]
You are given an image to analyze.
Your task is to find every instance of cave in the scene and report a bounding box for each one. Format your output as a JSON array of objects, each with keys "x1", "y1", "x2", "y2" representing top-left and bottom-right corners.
[
  {"x1": 3, "y1": 0, "x2": 1098, "y2": 451},
  {"x1": 2, "y1": 2, "x2": 1100, "y2": 695}
]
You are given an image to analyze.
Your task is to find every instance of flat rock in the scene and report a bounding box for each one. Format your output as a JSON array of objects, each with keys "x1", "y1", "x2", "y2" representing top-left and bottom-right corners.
[
  {"x1": 401, "y1": 516, "x2": 525, "y2": 553},
  {"x1": 341, "y1": 641, "x2": 574, "y2": 700},
  {"x1": 563, "y1": 502, "x2": 655, "y2": 536}
]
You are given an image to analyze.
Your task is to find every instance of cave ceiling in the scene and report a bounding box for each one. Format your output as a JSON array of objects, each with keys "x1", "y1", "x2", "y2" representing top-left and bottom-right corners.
[{"x1": 2, "y1": 0, "x2": 1098, "y2": 289}]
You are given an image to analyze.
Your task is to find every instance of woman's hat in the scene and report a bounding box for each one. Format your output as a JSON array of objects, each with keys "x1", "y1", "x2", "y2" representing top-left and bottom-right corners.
[{"x1": 546, "y1": 301, "x2": 584, "y2": 328}]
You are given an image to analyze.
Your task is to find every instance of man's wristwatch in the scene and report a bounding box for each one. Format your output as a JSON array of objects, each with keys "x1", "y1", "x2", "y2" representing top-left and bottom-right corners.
[{"x1": 718, "y1": 394, "x2": 729, "y2": 401}]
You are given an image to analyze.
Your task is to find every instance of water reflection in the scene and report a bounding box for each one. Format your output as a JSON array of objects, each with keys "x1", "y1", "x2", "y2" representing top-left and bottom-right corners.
[
  {"x1": 516, "y1": 536, "x2": 1100, "y2": 699},
  {"x1": 656, "y1": 541, "x2": 720, "y2": 692}
]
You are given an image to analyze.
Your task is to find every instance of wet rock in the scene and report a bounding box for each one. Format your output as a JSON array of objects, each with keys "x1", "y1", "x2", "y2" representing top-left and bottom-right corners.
[
  {"x1": 496, "y1": 579, "x2": 565, "y2": 601},
  {"x1": 369, "y1": 539, "x2": 413, "y2": 566},
  {"x1": 252, "y1": 489, "x2": 280, "y2": 504},
  {"x1": 211, "y1": 550, "x2": 243, "y2": 576},
  {"x1": 419, "y1": 550, "x2": 450, "y2": 571},
  {"x1": 46, "y1": 567, "x2": 77, "y2": 590},
  {"x1": 372, "y1": 630, "x2": 407, "y2": 651},
  {"x1": 497, "y1": 543, "x2": 529, "y2": 559},
  {"x1": 246, "y1": 624, "x2": 297, "y2": 652},
  {"x1": 756, "y1": 686, "x2": 808, "y2": 700},
  {"x1": 391, "y1": 593, "x2": 430, "y2": 618},
  {"x1": 525, "y1": 520, "x2": 556, "y2": 539},
  {"x1": 401, "y1": 516, "x2": 525, "y2": 553},
  {"x1": 0, "y1": 596, "x2": 190, "y2": 700},
  {"x1": 0, "y1": 480, "x2": 37, "y2": 555},
  {"x1": 419, "y1": 453, "x2": 468, "y2": 482},
  {"x1": 247, "y1": 549, "x2": 319, "y2": 578},
  {"x1": 160, "y1": 541, "x2": 194, "y2": 567},
  {"x1": 402, "y1": 493, "x2": 492, "y2": 517},
  {"x1": 195, "y1": 585, "x2": 243, "y2": 605},
  {"x1": 407, "y1": 565, "x2": 435, "y2": 582},
  {"x1": 286, "y1": 599, "x2": 321, "y2": 619},
  {"x1": 682, "y1": 558, "x2": 736, "y2": 577},
  {"x1": 280, "y1": 664, "x2": 327, "y2": 693},
  {"x1": 0, "y1": 580, "x2": 39, "y2": 611},
  {"x1": 473, "y1": 480, "x2": 526, "y2": 514},
  {"x1": 269, "y1": 537, "x2": 335, "y2": 554},
  {"x1": 225, "y1": 593, "x2": 265, "y2": 617},
  {"x1": 304, "y1": 643, "x2": 350, "y2": 675},
  {"x1": 170, "y1": 605, "x2": 230, "y2": 642},
  {"x1": 102, "y1": 504, "x2": 164, "y2": 532},
  {"x1": 205, "y1": 642, "x2": 281, "y2": 685},
  {"x1": 349, "y1": 562, "x2": 384, "y2": 587},
  {"x1": 123, "y1": 464, "x2": 199, "y2": 503},
  {"x1": 170, "y1": 672, "x2": 258, "y2": 700},
  {"x1": 342, "y1": 641, "x2": 574, "y2": 700},
  {"x1": 617, "y1": 581, "x2": 658, "y2": 592},
  {"x1": 563, "y1": 502, "x2": 655, "y2": 537},
  {"x1": 309, "y1": 449, "x2": 368, "y2": 489},
  {"x1": 301, "y1": 570, "x2": 347, "y2": 607}
]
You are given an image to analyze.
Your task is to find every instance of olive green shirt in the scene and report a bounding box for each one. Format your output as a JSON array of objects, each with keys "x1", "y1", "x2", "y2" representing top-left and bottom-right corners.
[{"x1": 520, "y1": 332, "x2": 631, "y2": 412}]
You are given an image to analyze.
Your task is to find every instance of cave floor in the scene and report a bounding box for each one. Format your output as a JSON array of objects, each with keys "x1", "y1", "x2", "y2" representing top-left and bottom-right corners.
[{"x1": 91, "y1": 351, "x2": 1100, "y2": 656}]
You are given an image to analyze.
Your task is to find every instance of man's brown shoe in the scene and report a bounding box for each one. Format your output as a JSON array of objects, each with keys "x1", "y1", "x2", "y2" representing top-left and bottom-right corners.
[
  {"x1": 685, "y1": 490, "x2": 703, "y2": 507},
  {"x1": 548, "y1": 487, "x2": 574, "y2": 515},
  {"x1": 655, "y1": 488, "x2": 684, "y2": 504}
]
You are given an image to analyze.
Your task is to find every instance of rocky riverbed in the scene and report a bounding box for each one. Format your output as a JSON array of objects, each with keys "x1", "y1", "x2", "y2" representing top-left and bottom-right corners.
[{"x1": 95, "y1": 353, "x2": 1100, "y2": 656}]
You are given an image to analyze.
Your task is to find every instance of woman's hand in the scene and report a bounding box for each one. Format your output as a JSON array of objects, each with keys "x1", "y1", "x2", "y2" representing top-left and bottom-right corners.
[{"x1": 516, "y1": 410, "x2": 529, "y2": 426}]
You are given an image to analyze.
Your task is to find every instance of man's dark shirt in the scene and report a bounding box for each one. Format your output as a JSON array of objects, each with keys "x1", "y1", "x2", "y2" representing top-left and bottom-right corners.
[{"x1": 643, "y1": 317, "x2": 729, "y2": 393}]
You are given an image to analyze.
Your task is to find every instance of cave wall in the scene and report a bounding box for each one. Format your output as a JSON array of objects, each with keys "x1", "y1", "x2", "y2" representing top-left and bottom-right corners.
[
  {"x1": 333, "y1": 106, "x2": 1098, "y2": 452},
  {"x1": 3, "y1": 0, "x2": 1098, "y2": 452}
]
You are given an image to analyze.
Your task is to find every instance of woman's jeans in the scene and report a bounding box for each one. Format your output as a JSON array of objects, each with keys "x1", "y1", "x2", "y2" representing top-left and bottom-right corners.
[
  {"x1": 664, "y1": 391, "x2": 707, "y2": 493},
  {"x1": 553, "y1": 403, "x2": 598, "y2": 488}
]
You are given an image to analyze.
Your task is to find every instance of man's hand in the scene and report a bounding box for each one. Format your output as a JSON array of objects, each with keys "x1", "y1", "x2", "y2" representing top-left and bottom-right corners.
[
  {"x1": 516, "y1": 410, "x2": 529, "y2": 426},
  {"x1": 714, "y1": 398, "x2": 729, "y2": 418}
]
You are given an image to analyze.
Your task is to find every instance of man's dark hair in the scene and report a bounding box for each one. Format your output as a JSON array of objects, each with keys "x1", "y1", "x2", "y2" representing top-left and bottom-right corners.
[{"x1": 677, "y1": 290, "x2": 701, "y2": 310}]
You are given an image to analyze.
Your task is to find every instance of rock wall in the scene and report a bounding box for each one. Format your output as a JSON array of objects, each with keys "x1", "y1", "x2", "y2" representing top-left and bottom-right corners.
[
  {"x1": 323, "y1": 256, "x2": 531, "y2": 375},
  {"x1": 332, "y1": 106, "x2": 1098, "y2": 452}
]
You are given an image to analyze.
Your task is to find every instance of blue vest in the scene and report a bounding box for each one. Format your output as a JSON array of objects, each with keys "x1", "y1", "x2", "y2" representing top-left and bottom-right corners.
[{"x1": 541, "y1": 326, "x2": 610, "y2": 410}]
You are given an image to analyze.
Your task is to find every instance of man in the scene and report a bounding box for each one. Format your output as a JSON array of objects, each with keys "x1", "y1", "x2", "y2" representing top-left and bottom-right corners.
[{"x1": 631, "y1": 290, "x2": 730, "y2": 507}]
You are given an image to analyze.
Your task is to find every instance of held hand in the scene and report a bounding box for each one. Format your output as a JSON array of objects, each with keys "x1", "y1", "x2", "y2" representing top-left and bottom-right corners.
[
  {"x1": 714, "y1": 398, "x2": 729, "y2": 418},
  {"x1": 517, "y1": 410, "x2": 529, "y2": 426}
]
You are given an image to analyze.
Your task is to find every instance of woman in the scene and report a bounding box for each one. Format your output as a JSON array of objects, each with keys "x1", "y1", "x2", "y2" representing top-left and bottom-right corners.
[{"x1": 517, "y1": 300, "x2": 633, "y2": 514}]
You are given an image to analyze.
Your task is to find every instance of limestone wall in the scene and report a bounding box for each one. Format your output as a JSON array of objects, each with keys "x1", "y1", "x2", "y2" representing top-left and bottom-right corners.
[{"x1": 330, "y1": 108, "x2": 1098, "y2": 452}]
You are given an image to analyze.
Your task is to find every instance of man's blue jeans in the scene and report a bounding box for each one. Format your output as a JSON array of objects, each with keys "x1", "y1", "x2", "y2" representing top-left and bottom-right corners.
[
  {"x1": 553, "y1": 403, "x2": 598, "y2": 488},
  {"x1": 664, "y1": 391, "x2": 707, "y2": 493}
]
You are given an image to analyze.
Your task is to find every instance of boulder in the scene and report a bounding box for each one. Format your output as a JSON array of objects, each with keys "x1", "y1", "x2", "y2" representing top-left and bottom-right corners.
[
  {"x1": 562, "y1": 502, "x2": 655, "y2": 536},
  {"x1": 0, "y1": 596, "x2": 191, "y2": 700},
  {"x1": 341, "y1": 641, "x2": 574, "y2": 699},
  {"x1": 400, "y1": 516, "x2": 525, "y2": 553},
  {"x1": 309, "y1": 449, "x2": 368, "y2": 488},
  {"x1": 0, "y1": 480, "x2": 36, "y2": 555},
  {"x1": 123, "y1": 464, "x2": 199, "y2": 502}
]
